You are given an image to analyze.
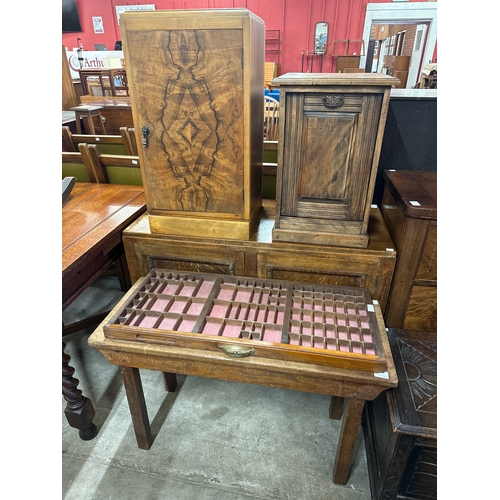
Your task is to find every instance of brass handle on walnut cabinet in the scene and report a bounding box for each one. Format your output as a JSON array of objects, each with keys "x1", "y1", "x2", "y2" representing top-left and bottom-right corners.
[
  {"x1": 141, "y1": 125, "x2": 150, "y2": 148},
  {"x1": 322, "y1": 94, "x2": 344, "y2": 108},
  {"x1": 218, "y1": 345, "x2": 255, "y2": 358}
]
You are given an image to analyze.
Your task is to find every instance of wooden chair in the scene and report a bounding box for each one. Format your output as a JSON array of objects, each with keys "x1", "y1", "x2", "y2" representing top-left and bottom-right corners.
[
  {"x1": 264, "y1": 95, "x2": 280, "y2": 141},
  {"x1": 88, "y1": 81, "x2": 112, "y2": 97},
  {"x1": 265, "y1": 61, "x2": 278, "y2": 90},
  {"x1": 263, "y1": 140, "x2": 278, "y2": 199},
  {"x1": 62, "y1": 126, "x2": 135, "y2": 156},
  {"x1": 78, "y1": 143, "x2": 143, "y2": 186}
]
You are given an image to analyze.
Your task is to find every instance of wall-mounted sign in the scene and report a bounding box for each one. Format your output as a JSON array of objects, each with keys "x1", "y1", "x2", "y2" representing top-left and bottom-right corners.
[
  {"x1": 93, "y1": 16, "x2": 104, "y2": 34},
  {"x1": 116, "y1": 4, "x2": 155, "y2": 24}
]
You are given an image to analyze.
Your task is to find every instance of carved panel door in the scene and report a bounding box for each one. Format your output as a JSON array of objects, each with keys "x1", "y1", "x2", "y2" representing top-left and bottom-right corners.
[
  {"x1": 280, "y1": 91, "x2": 382, "y2": 222},
  {"x1": 272, "y1": 73, "x2": 398, "y2": 248}
]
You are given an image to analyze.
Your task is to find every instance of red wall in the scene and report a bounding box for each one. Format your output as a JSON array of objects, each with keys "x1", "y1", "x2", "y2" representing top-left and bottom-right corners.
[{"x1": 63, "y1": 0, "x2": 435, "y2": 75}]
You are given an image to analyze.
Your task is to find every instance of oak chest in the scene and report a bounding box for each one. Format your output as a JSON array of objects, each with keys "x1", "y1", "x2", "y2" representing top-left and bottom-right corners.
[
  {"x1": 120, "y1": 9, "x2": 265, "y2": 240},
  {"x1": 380, "y1": 170, "x2": 437, "y2": 331},
  {"x1": 271, "y1": 73, "x2": 399, "y2": 248},
  {"x1": 362, "y1": 328, "x2": 437, "y2": 499},
  {"x1": 123, "y1": 201, "x2": 397, "y2": 313}
]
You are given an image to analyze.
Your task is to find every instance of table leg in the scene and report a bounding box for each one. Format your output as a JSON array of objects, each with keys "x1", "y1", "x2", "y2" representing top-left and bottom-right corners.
[
  {"x1": 120, "y1": 366, "x2": 153, "y2": 450},
  {"x1": 332, "y1": 398, "x2": 365, "y2": 485},
  {"x1": 74, "y1": 113, "x2": 82, "y2": 134},
  {"x1": 163, "y1": 372, "x2": 177, "y2": 392},
  {"x1": 329, "y1": 396, "x2": 344, "y2": 419},
  {"x1": 62, "y1": 342, "x2": 98, "y2": 440}
]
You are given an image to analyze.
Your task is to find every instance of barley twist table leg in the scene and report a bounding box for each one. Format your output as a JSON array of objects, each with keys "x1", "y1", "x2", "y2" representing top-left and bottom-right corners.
[{"x1": 62, "y1": 342, "x2": 98, "y2": 440}]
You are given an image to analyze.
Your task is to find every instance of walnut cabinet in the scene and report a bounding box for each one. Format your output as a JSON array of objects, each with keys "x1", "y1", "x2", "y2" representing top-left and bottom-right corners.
[
  {"x1": 119, "y1": 9, "x2": 265, "y2": 239},
  {"x1": 272, "y1": 73, "x2": 398, "y2": 248}
]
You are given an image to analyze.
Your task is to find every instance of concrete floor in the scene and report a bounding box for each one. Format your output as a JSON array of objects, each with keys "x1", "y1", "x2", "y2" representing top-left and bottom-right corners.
[{"x1": 62, "y1": 276, "x2": 374, "y2": 500}]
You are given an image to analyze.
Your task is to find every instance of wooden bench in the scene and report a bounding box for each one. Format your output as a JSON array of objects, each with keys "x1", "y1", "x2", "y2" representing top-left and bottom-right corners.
[
  {"x1": 62, "y1": 126, "x2": 135, "y2": 156},
  {"x1": 78, "y1": 143, "x2": 143, "y2": 186},
  {"x1": 62, "y1": 151, "x2": 95, "y2": 183},
  {"x1": 263, "y1": 140, "x2": 278, "y2": 200}
]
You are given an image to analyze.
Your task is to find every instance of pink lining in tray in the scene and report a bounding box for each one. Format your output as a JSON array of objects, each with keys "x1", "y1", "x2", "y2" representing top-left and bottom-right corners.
[
  {"x1": 108, "y1": 272, "x2": 379, "y2": 357},
  {"x1": 158, "y1": 316, "x2": 179, "y2": 330},
  {"x1": 221, "y1": 323, "x2": 241, "y2": 338},
  {"x1": 179, "y1": 285, "x2": 197, "y2": 296},
  {"x1": 301, "y1": 337, "x2": 312, "y2": 347},
  {"x1": 217, "y1": 287, "x2": 234, "y2": 301},
  {"x1": 187, "y1": 301, "x2": 205, "y2": 315},
  {"x1": 262, "y1": 327, "x2": 282, "y2": 343},
  {"x1": 170, "y1": 297, "x2": 189, "y2": 313},
  {"x1": 162, "y1": 283, "x2": 181, "y2": 295},
  {"x1": 210, "y1": 303, "x2": 229, "y2": 318},
  {"x1": 235, "y1": 289, "x2": 252, "y2": 302},
  {"x1": 177, "y1": 317, "x2": 196, "y2": 331},
  {"x1": 136, "y1": 313, "x2": 159, "y2": 328},
  {"x1": 201, "y1": 319, "x2": 221, "y2": 335},
  {"x1": 197, "y1": 280, "x2": 215, "y2": 298},
  {"x1": 257, "y1": 307, "x2": 267, "y2": 323},
  {"x1": 150, "y1": 297, "x2": 170, "y2": 312}
]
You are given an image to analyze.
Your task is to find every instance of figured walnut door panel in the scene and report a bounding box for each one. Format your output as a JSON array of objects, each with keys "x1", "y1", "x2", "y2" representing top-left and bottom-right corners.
[
  {"x1": 281, "y1": 93, "x2": 382, "y2": 221},
  {"x1": 415, "y1": 224, "x2": 437, "y2": 282},
  {"x1": 125, "y1": 29, "x2": 244, "y2": 217}
]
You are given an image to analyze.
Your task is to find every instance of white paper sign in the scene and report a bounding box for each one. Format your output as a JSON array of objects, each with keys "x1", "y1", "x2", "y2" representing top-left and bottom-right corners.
[
  {"x1": 116, "y1": 4, "x2": 156, "y2": 24},
  {"x1": 93, "y1": 17, "x2": 104, "y2": 34}
]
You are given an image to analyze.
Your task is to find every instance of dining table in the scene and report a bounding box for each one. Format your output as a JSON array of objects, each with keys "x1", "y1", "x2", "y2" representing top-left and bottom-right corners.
[{"x1": 62, "y1": 182, "x2": 147, "y2": 440}]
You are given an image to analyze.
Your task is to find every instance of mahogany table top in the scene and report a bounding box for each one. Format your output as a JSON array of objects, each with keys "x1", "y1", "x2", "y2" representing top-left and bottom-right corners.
[
  {"x1": 63, "y1": 183, "x2": 146, "y2": 274},
  {"x1": 62, "y1": 182, "x2": 146, "y2": 308}
]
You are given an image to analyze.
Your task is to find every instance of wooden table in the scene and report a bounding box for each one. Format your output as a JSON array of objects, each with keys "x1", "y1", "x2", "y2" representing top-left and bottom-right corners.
[
  {"x1": 88, "y1": 279, "x2": 397, "y2": 484},
  {"x1": 63, "y1": 182, "x2": 146, "y2": 440},
  {"x1": 79, "y1": 96, "x2": 134, "y2": 134}
]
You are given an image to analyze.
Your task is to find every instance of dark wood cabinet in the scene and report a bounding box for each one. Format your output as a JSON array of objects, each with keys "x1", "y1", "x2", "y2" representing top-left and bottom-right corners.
[
  {"x1": 272, "y1": 73, "x2": 398, "y2": 248},
  {"x1": 119, "y1": 9, "x2": 265, "y2": 240},
  {"x1": 362, "y1": 328, "x2": 437, "y2": 500},
  {"x1": 380, "y1": 170, "x2": 437, "y2": 331},
  {"x1": 372, "y1": 89, "x2": 437, "y2": 206}
]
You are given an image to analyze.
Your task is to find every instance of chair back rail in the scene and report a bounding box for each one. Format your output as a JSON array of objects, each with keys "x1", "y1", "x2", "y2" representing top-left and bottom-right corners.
[
  {"x1": 62, "y1": 126, "x2": 135, "y2": 156},
  {"x1": 78, "y1": 143, "x2": 143, "y2": 186}
]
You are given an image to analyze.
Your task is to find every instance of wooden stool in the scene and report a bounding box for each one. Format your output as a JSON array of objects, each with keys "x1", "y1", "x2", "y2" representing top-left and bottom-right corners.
[{"x1": 70, "y1": 105, "x2": 107, "y2": 134}]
